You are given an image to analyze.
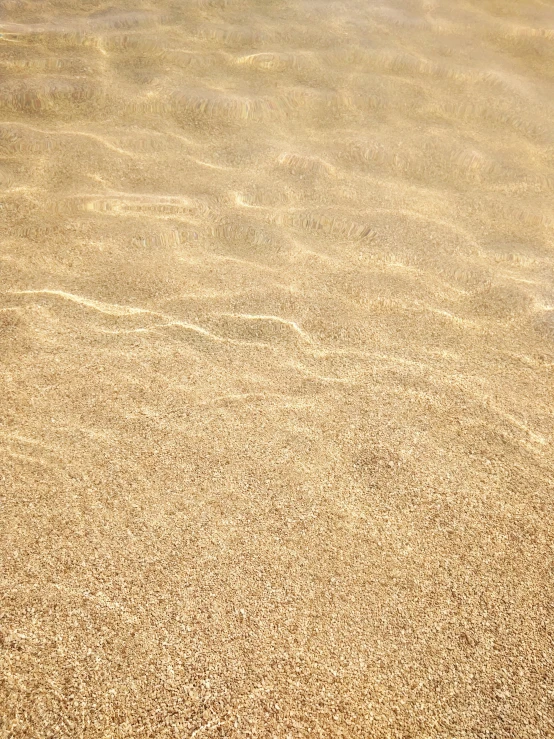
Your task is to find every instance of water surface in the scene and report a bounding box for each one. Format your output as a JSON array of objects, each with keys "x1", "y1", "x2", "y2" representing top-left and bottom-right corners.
[{"x1": 1, "y1": 0, "x2": 553, "y2": 736}]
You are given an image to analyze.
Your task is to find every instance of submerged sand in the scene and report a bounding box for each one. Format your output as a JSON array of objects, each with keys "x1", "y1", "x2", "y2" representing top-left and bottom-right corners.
[{"x1": 1, "y1": 0, "x2": 553, "y2": 736}]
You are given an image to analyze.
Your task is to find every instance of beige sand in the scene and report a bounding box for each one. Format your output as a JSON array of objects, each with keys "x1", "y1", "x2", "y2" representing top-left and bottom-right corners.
[{"x1": 1, "y1": 0, "x2": 553, "y2": 736}]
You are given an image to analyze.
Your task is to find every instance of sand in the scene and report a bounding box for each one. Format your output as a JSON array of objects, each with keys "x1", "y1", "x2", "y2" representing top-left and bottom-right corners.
[{"x1": 1, "y1": 0, "x2": 553, "y2": 736}]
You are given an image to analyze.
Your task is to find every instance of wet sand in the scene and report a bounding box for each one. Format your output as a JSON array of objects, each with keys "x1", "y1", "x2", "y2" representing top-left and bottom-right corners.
[{"x1": 1, "y1": 0, "x2": 553, "y2": 736}]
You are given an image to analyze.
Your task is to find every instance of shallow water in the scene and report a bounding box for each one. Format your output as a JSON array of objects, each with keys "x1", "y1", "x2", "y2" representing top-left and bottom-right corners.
[{"x1": 1, "y1": 0, "x2": 553, "y2": 736}]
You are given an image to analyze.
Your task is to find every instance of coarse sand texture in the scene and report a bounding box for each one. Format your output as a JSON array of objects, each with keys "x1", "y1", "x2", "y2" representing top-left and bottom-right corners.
[{"x1": 0, "y1": 0, "x2": 553, "y2": 737}]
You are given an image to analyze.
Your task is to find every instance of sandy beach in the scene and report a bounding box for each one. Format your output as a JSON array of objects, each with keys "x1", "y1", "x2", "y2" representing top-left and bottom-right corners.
[{"x1": 1, "y1": 0, "x2": 553, "y2": 736}]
